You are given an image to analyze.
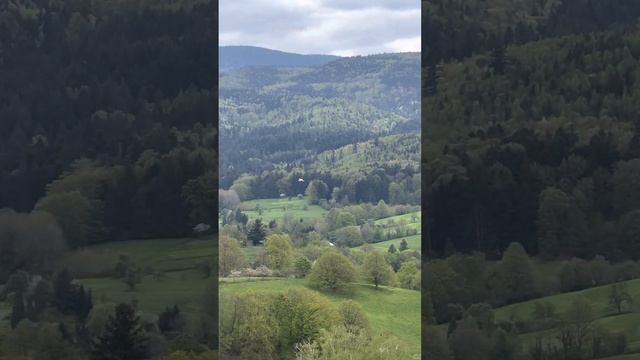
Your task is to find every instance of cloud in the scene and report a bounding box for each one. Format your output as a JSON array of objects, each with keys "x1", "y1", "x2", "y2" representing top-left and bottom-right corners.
[{"x1": 219, "y1": 0, "x2": 420, "y2": 56}]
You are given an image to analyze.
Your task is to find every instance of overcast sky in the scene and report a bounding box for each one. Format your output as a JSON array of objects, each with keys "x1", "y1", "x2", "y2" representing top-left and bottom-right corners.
[{"x1": 220, "y1": 0, "x2": 420, "y2": 56}]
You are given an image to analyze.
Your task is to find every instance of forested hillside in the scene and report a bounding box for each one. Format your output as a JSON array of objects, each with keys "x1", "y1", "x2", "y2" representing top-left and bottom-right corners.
[
  {"x1": 219, "y1": 52, "x2": 420, "y2": 195},
  {"x1": 219, "y1": 45, "x2": 340, "y2": 72},
  {"x1": 0, "y1": 0, "x2": 216, "y2": 241},
  {"x1": 424, "y1": 1, "x2": 640, "y2": 360},
  {"x1": 0, "y1": 1, "x2": 217, "y2": 359}
]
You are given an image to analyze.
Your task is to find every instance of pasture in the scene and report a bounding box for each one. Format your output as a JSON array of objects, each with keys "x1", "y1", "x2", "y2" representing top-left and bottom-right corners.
[
  {"x1": 241, "y1": 197, "x2": 327, "y2": 223},
  {"x1": 220, "y1": 278, "x2": 421, "y2": 355},
  {"x1": 76, "y1": 237, "x2": 215, "y2": 318}
]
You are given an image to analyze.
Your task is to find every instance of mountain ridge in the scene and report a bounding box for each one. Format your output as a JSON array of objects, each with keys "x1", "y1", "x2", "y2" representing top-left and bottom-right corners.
[{"x1": 219, "y1": 45, "x2": 341, "y2": 72}]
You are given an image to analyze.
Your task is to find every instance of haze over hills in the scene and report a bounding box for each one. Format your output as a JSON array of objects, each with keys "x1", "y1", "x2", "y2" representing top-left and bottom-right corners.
[{"x1": 219, "y1": 45, "x2": 341, "y2": 72}]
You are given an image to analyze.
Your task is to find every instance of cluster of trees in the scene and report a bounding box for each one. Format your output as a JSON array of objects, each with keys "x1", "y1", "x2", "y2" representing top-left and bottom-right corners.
[
  {"x1": 220, "y1": 227, "x2": 421, "y2": 295},
  {"x1": 0, "y1": 0, "x2": 218, "y2": 246},
  {"x1": 0, "y1": 0, "x2": 217, "y2": 358},
  {"x1": 426, "y1": 297, "x2": 628, "y2": 360},
  {"x1": 225, "y1": 152, "x2": 419, "y2": 205},
  {"x1": 425, "y1": 243, "x2": 640, "y2": 325},
  {"x1": 220, "y1": 288, "x2": 411, "y2": 359},
  {"x1": 423, "y1": 0, "x2": 640, "y2": 66},
  {"x1": 425, "y1": 25, "x2": 640, "y2": 260},
  {"x1": 220, "y1": 194, "x2": 419, "y2": 250}
]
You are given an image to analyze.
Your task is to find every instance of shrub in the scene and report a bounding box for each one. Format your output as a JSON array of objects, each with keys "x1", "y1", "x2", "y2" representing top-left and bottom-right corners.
[{"x1": 308, "y1": 250, "x2": 356, "y2": 293}]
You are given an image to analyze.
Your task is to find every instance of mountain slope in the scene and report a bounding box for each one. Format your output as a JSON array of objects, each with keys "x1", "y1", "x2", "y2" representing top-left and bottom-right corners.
[
  {"x1": 219, "y1": 46, "x2": 341, "y2": 72},
  {"x1": 218, "y1": 52, "x2": 420, "y2": 187}
]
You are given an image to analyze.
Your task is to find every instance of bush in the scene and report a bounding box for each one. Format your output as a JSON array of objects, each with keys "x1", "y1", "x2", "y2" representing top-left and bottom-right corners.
[
  {"x1": 308, "y1": 250, "x2": 357, "y2": 293},
  {"x1": 294, "y1": 256, "x2": 312, "y2": 278},
  {"x1": 296, "y1": 325, "x2": 413, "y2": 360},
  {"x1": 338, "y1": 301, "x2": 369, "y2": 332}
]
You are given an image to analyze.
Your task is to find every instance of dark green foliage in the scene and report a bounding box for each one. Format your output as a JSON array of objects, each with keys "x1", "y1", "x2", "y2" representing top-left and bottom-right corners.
[
  {"x1": 91, "y1": 303, "x2": 148, "y2": 360},
  {"x1": 10, "y1": 291, "x2": 25, "y2": 329},
  {"x1": 0, "y1": 0, "x2": 216, "y2": 240},
  {"x1": 388, "y1": 244, "x2": 397, "y2": 253},
  {"x1": 247, "y1": 219, "x2": 267, "y2": 246},
  {"x1": 609, "y1": 283, "x2": 633, "y2": 314},
  {"x1": 158, "y1": 305, "x2": 185, "y2": 334}
]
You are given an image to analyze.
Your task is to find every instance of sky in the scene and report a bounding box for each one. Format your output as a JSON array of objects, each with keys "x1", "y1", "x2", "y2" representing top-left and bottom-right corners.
[{"x1": 219, "y1": 0, "x2": 421, "y2": 56}]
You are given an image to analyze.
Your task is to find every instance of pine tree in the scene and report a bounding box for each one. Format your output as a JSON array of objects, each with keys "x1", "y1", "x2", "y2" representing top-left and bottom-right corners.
[
  {"x1": 400, "y1": 239, "x2": 409, "y2": 251},
  {"x1": 491, "y1": 45, "x2": 507, "y2": 75},
  {"x1": 388, "y1": 244, "x2": 397, "y2": 253},
  {"x1": 10, "y1": 291, "x2": 25, "y2": 329},
  {"x1": 53, "y1": 268, "x2": 74, "y2": 313},
  {"x1": 92, "y1": 303, "x2": 148, "y2": 360},
  {"x1": 247, "y1": 219, "x2": 266, "y2": 245}
]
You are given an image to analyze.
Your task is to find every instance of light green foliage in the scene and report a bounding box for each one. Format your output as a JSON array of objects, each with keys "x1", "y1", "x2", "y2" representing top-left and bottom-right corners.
[
  {"x1": 219, "y1": 292, "x2": 277, "y2": 359},
  {"x1": 264, "y1": 233, "x2": 294, "y2": 270},
  {"x1": 338, "y1": 300, "x2": 369, "y2": 332},
  {"x1": 308, "y1": 250, "x2": 357, "y2": 293},
  {"x1": 272, "y1": 289, "x2": 339, "y2": 350},
  {"x1": 220, "y1": 279, "x2": 420, "y2": 354},
  {"x1": 294, "y1": 256, "x2": 312, "y2": 278},
  {"x1": 332, "y1": 226, "x2": 363, "y2": 247},
  {"x1": 35, "y1": 190, "x2": 103, "y2": 248},
  {"x1": 362, "y1": 250, "x2": 394, "y2": 288},
  {"x1": 397, "y1": 261, "x2": 420, "y2": 290},
  {"x1": 219, "y1": 235, "x2": 245, "y2": 276},
  {"x1": 295, "y1": 325, "x2": 413, "y2": 360}
]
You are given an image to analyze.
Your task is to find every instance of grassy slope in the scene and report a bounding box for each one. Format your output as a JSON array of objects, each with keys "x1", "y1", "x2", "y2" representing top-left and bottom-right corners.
[
  {"x1": 220, "y1": 278, "x2": 420, "y2": 355},
  {"x1": 86, "y1": 237, "x2": 215, "y2": 272},
  {"x1": 241, "y1": 197, "x2": 327, "y2": 223},
  {"x1": 365, "y1": 234, "x2": 422, "y2": 252},
  {"x1": 78, "y1": 237, "x2": 215, "y2": 320},
  {"x1": 495, "y1": 279, "x2": 640, "y2": 352}
]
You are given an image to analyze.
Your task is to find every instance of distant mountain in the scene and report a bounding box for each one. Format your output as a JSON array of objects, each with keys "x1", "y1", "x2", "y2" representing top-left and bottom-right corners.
[
  {"x1": 219, "y1": 46, "x2": 341, "y2": 72},
  {"x1": 218, "y1": 52, "x2": 420, "y2": 187}
]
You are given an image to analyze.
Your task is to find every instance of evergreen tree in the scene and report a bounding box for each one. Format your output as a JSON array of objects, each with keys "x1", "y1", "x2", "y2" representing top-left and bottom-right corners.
[
  {"x1": 388, "y1": 244, "x2": 397, "y2": 253},
  {"x1": 10, "y1": 291, "x2": 25, "y2": 329},
  {"x1": 53, "y1": 268, "x2": 74, "y2": 313},
  {"x1": 490, "y1": 45, "x2": 507, "y2": 74},
  {"x1": 400, "y1": 239, "x2": 409, "y2": 251},
  {"x1": 92, "y1": 303, "x2": 148, "y2": 360},
  {"x1": 247, "y1": 219, "x2": 266, "y2": 245}
]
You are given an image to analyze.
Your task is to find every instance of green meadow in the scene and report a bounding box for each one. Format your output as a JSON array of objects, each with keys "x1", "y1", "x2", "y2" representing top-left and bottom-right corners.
[
  {"x1": 241, "y1": 197, "x2": 327, "y2": 223},
  {"x1": 494, "y1": 278, "x2": 640, "y2": 355},
  {"x1": 220, "y1": 278, "x2": 421, "y2": 355},
  {"x1": 76, "y1": 237, "x2": 215, "y2": 319},
  {"x1": 364, "y1": 234, "x2": 422, "y2": 252}
]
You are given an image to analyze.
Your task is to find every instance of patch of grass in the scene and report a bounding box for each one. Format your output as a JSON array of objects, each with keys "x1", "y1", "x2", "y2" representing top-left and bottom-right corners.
[
  {"x1": 220, "y1": 278, "x2": 421, "y2": 355},
  {"x1": 373, "y1": 211, "x2": 421, "y2": 227},
  {"x1": 86, "y1": 237, "x2": 215, "y2": 272},
  {"x1": 80, "y1": 270, "x2": 213, "y2": 319},
  {"x1": 359, "y1": 234, "x2": 422, "y2": 252},
  {"x1": 240, "y1": 245, "x2": 261, "y2": 263},
  {"x1": 71, "y1": 237, "x2": 216, "y2": 320},
  {"x1": 241, "y1": 197, "x2": 327, "y2": 223},
  {"x1": 495, "y1": 279, "x2": 640, "y2": 347},
  {"x1": 598, "y1": 355, "x2": 640, "y2": 360}
]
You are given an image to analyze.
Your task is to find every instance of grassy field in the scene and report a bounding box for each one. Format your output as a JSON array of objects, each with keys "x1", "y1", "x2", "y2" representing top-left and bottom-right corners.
[
  {"x1": 363, "y1": 234, "x2": 422, "y2": 252},
  {"x1": 220, "y1": 278, "x2": 421, "y2": 355},
  {"x1": 494, "y1": 279, "x2": 640, "y2": 353},
  {"x1": 77, "y1": 237, "x2": 215, "y2": 320},
  {"x1": 241, "y1": 197, "x2": 327, "y2": 223},
  {"x1": 374, "y1": 211, "x2": 421, "y2": 229},
  {"x1": 85, "y1": 237, "x2": 215, "y2": 272}
]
